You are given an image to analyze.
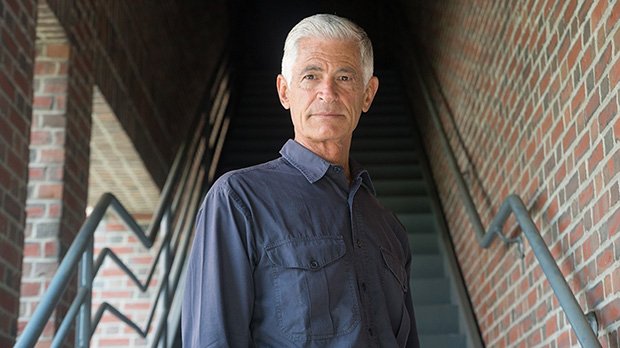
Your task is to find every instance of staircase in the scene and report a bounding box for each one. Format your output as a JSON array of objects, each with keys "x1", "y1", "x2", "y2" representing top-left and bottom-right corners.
[{"x1": 216, "y1": 70, "x2": 482, "y2": 348}]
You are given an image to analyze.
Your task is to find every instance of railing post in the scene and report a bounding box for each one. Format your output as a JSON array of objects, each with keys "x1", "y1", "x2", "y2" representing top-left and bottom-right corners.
[
  {"x1": 76, "y1": 235, "x2": 93, "y2": 347},
  {"x1": 159, "y1": 207, "x2": 171, "y2": 348}
]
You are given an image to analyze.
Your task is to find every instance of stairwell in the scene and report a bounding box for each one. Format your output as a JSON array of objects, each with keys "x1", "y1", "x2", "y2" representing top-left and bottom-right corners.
[{"x1": 215, "y1": 70, "x2": 483, "y2": 348}]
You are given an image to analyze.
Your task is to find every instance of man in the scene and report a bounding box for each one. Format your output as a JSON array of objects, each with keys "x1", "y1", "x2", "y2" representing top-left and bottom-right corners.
[{"x1": 183, "y1": 14, "x2": 420, "y2": 347}]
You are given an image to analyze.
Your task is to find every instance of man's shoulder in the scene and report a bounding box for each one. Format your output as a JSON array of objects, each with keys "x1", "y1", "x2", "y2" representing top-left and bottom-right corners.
[{"x1": 211, "y1": 157, "x2": 290, "y2": 191}]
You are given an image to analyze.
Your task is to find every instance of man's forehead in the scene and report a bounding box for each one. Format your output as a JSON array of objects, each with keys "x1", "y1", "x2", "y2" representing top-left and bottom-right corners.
[
  {"x1": 297, "y1": 36, "x2": 357, "y2": 51},
  {"x1": 295, "y1": 38, "x2": 361, "y2": 69}
]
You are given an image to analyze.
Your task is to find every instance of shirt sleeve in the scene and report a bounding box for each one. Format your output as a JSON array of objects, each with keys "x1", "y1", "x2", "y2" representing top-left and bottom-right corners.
[{"x1": 182, "y1": 182, "x2": 255, "y2": 347}]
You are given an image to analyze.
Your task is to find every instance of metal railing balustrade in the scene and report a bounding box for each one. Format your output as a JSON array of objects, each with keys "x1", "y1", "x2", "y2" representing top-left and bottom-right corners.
[{"x1": 15, "y1": 52, "x2": 234, "y2": 348}]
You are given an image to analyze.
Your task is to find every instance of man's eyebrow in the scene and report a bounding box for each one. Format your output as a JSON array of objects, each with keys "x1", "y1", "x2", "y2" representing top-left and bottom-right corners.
[
  {"x1": 335, "y1": 67, "x2": 357, "y2": 75},
  {"x1": 301, "y1": 65, "x2": 323, "y2": 73}
]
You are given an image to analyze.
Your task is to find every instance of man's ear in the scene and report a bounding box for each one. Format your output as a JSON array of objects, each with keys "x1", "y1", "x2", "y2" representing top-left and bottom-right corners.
[
  {"x1": 362, "y1": 76, "x2": 379, "y2": 113},
  {"x1": 276, "y1": 74, "x2": 290, "y2": 110}
]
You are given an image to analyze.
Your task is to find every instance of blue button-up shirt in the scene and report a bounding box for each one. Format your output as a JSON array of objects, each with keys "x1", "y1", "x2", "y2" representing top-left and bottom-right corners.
[{"x1": 182, "y1": 139, "x2": 420, "y2": 347}]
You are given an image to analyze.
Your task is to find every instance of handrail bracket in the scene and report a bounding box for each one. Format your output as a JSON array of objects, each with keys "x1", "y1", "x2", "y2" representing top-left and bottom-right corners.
[{"x1": 494, "y1": 228, "x2": 524, "y2": 259}]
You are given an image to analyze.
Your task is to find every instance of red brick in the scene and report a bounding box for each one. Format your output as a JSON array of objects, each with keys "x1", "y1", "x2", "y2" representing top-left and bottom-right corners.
[
  {"x1": 25, "y1": 204, "x2": 44, "y2": 218},
  {"x1": 571, "y1": 83, "x2": 586, "y2": 113},
  {"x1": 101, "y1": 291, "x2": 132, "y2": 298},
  {"x1": 601, "y1": 298, "x2": 620, "y2": 326},
  {"x1": 584, "y1": 90, "x2": 600, "y2": 122},
  {"x1": 42, "y1": 78, "x2": 67, "y2": 94},
  {"x1": 546, "y1": 315, "x2": 558, "y2": 336},
  {"x1": 46, "y1": 44, "x2": 70, "y2": 59},
  {"x1": 34, "y1": 61, "x2": 56, "y2": 75},
  {"x1": 43, "y1": 242, "x2": 56, "y2": 257},
  {"x1": 38, "y1": 184, "x2": 63, "y2": 199},
  {"x1": 22, "y1": 243, "x2": 40, "y2": 258},
  {"x1": 12, "y1": 69, "x2": 29, "y2": 96},
  {"x1": 20, "y1": 282, "x2": 41, "y2": 297},
  {"x1": 0, "y1": 287, "x2": 17, "y2": 314},
  {"x1": 30, "y1": 130, "x2": 51, "y2": 145},
  {"x1": 48, "y1": 203, "x2": 61, "y2": 217},
  {"x1": 98, "y1": 338, "x2": 130, "y2": 346},
  {"x1": 40, "y1": 149, "x2": 65, "y2": 163},
  {"x1": 0, "y1": 71, "x2": 15, "y2": 100},
  {"x1": 606, "y1": 206, "x2": 620, "y2": 239},
  {"x1": 607, "y1": 1, "x2": 620, "y2": 32},
  {"x1": 588, "y1": 142, "x2": 604, "y2": 173},
  {"x1": 33, "y1": 96, "x2": 53, "y2": 109},
  {"x1": 574, "y1": 132, "x2": 590, "y2": 161},
  {"x1": 598, "y1": 246, "x2": 614, "y2": 273},
  {"x1": 28, "y1": 167, "x2": 45, "y2": 181},
  {"x1": 599, "y1": 98, "x2": 617, "y2": 130},
  {"x1": 592, "y1": 0, "x2": 608, "y2": 30},
  {"x1": 562, "y1": 124, "x2": 577, "y2": 152},
  {"x1": 557, "y1": 330, "x2": 571, "y2": 348}
]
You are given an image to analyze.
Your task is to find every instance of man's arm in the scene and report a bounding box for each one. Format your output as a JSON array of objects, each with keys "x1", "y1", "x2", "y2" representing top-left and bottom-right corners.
[{"x1": 182, "y1": 184, "x2": 255, "y2": 347}]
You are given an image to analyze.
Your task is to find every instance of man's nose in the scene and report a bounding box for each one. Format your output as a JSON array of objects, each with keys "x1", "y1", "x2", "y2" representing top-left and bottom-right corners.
[{"x1": 318, "y1": 79, "x2": 338, "y2": 103}]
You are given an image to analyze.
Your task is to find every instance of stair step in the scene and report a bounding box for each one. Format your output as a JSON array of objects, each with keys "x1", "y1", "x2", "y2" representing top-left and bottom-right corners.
[
  {"x1": 379, "y1": 196, "x2": 432, "y2": 214},
  {"x1": 364, "y1": 164, "x2": 422, "y2": 180},
  {"x1": 409, "y1": 234, "x2": 439, "y2": 254},
  {"x1": 399, "y1": 214, "x2": 436, "y2": 234},
  {"x1": 353, "y1": 127, "x2": 413, "y2": 137},
  {"x1": 237, "y1": 106, "x2": 289, "y2": 114},
  {"x1": 357, "y1": 114, "x2": 410, "y2": 125},
  {"x1": 411, "y1": 278, "x2": 451, "y2": 305},
  {"x1": 415, "y1": 304, "x2": 460, "y2": 335},
  {"x1": 411, "y1": 255, "x2": 443, "y2": 277},
  {"x1": 224, "y1": 138, "x2": 289, "y2": 151},
  {"x1": 231, "y1": 112, "x2": 292, "y2": 124},
  {"x1": 352, "y1": 151, "x2": 419, "y2": 165},
  {"x1": 350, "y1": 138, "x2": 415, "y2": 151},
  {"x1": 419, "y1": 334, "x2": 467, "y2": 348},
  {"x1": 372, "y1": 180, "x2": 426, "y2": 196},
  {"x1": 227, "y1": 127, "x2": 293, "y2": 139}
]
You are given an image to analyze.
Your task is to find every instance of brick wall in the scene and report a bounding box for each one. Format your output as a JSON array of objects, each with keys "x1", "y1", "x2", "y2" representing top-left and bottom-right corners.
[
  {"x1": 20, "y1": 2, "x2": 70, "y2": 343},
  {"x1": 397, "y1": 0, "x2": 620, "y2": 347},
  {"x1": 3, "y1": 0, "x2": 229, "y2": 345},
  {"x1": 0, "y1": 0, "x2": 37, "y2": 346}
]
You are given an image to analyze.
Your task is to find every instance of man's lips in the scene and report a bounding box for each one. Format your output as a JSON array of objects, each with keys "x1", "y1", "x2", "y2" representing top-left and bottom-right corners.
[{"x1": 311, "y1": 112, "x2": 343, "y2": 117}]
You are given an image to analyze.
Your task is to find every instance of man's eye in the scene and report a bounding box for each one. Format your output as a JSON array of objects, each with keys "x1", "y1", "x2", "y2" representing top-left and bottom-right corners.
[
  {"x1": 339, "y1": 76, "x2": 351, "y2": 81},
  {"x1": 303, "y1": 75, "x2": 315, "y2": 80}
]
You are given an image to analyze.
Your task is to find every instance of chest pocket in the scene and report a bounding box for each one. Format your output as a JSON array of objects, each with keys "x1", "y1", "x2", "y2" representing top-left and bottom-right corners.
[{"x1": 265, "y1": 236, "x2": 360, "y2": 341}]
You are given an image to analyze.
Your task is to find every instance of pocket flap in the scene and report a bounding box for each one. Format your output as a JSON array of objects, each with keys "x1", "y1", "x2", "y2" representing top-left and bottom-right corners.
[
  {"x1": 266, "y1": 236, "x2": 346, "y2": 271},
  {"x1": 380, "y1": 247, "x2": 408, "y2": 292}
]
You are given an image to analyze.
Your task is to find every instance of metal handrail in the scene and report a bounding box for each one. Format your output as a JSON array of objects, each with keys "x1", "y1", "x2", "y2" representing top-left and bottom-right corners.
[
  {"x1": 14, "y1": 51, "x2": 233, "y2": 348},
  {"x1": 409, "y1": 51, "x2": 601, "y2": 347}
]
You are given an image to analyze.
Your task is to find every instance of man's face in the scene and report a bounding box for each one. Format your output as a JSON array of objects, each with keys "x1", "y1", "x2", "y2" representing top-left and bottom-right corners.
[{"x1": 276, "y1": 37, "x2": 378, "y2": 148}]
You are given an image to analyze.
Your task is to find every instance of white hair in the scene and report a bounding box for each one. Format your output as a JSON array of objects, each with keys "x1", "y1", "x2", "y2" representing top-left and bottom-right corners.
[{"x1": 281, "y1": 14, "x2": 374, "y2": 86}]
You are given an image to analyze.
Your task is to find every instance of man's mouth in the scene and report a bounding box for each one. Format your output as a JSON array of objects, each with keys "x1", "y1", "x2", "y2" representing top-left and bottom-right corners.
[{"x1": 311, "y1": 112, "x2": 343, "y2": 117}]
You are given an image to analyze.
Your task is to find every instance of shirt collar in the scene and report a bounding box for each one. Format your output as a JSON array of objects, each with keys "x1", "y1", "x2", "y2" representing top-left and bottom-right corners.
[
  {"x1": 349, "y1": 157, "x2": 376, "y2": 196},
  {"x1": 279, "y1": 139, "x2": 376, "y2": 195}
]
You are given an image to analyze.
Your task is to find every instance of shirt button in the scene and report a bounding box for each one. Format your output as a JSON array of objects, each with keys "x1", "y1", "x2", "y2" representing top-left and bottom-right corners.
[
  {"x1": 333, "y1": 166, "x2": 342, "y2": 173},
  {"x1": 310, "y1": 260, "x2": 319, "y2": 269},
  {"x1": 356, "y1": 239, "x2": 362, "y2": 248},
  {"x1": 361, "y1": 282, "x2": 367, "y2": 291}
]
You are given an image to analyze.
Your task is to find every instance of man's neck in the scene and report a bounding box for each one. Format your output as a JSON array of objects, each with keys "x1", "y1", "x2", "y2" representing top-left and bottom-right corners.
[{"x1": 295, "y1": 137, "x2": 352, "y2": 183}]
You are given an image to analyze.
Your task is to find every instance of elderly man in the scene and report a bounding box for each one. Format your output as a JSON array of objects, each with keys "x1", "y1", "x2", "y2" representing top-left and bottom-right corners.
[{"x1": 182, "y1": 14, "x2": 420, "y2": 347}]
